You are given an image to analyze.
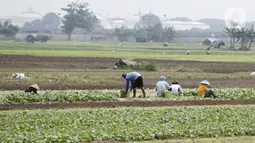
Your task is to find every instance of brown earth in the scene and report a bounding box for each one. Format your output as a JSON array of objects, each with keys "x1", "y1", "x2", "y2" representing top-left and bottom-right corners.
[
  {"x1": 1, "y1": 55, "x2": 255, "y2": 90},
  {"x1": 0, "y1": 100, "x2": 254, "y2": 111},
  {"x1": 1, "y1": 54, "x2": 255, "y2": 73}
]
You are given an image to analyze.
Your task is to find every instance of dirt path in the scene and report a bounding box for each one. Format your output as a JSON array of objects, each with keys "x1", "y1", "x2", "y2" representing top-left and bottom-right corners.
[{"x1": 1, "y1": 100, "x2": 254, "y2": 110}]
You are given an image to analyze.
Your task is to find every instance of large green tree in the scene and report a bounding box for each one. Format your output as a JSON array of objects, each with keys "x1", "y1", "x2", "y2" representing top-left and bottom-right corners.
[
  {"x1": 0, "y1": 21, "x2": 19, "y2": 37},
  {"x1": 23, "y1": 12, "x2": 61, "y2": 33},
  {"x1": 113, "y1": 26, "x2": 134, "y2": 41},
  {"x1": 137, "y1": 14, "x2": 161, "y2": 30},
  {"x1": 61, "y1": 1, "x2": 98, "y2": 40},
  {"x1": 163, "y1": 26, "x2": 177, "y2": 42}
]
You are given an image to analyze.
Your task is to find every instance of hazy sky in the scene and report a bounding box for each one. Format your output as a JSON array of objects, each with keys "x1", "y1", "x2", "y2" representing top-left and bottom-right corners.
[{"x1": 1, "y1": 0, "x2": 255, "y2": 21}]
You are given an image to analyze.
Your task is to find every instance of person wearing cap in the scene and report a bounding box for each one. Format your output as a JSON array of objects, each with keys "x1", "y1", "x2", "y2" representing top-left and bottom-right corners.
[
  {"x1": 170, "y1": 80, "x2": 183, "y2": 95},
  {"x1": 24, "y1": 84, "x2": 39, "y2": 94},
  {"x1": 198, "y1": 80, "x2": 217, "y2": 98},
  {"x1": 155, "y1": 76, "x2": 171, "y2": 96},
  {"x1": 122, "y1": 72, "x2": 146, "y2": 98}
]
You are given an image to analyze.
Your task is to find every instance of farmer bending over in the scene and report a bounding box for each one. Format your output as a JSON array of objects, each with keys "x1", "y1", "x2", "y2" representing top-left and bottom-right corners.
[
  {"x1": 198, "y1": 80, "x2": 217, "y2": 98},
  {"x1": 122, "y1": 72, "x2": 146, "y2": 98},
  {"x1": 24, "y1": 84, "x2": 40, "y2": 94}
]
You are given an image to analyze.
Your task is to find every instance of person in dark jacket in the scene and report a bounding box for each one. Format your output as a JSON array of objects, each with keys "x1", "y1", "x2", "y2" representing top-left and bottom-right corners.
[{"x1": 24, "y1": 84, "x2": 40, "y2": 94}]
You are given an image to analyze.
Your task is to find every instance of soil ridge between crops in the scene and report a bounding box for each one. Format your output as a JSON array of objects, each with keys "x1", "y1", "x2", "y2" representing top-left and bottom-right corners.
[{"x1": 0, "y1": 100, "x2": 254, "y2": 110}]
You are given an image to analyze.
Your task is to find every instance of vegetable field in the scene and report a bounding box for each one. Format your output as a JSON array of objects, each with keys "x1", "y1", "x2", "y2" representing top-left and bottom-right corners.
[
  {"x1": 2, "y1": 88, "x2": 255, "y2": 104},
  {"x1": 0, "y1": 106, "x2": 254, "y2": 142},
  {"x1": 4, "y1": 91, "x2": 119, "y2": 104}
]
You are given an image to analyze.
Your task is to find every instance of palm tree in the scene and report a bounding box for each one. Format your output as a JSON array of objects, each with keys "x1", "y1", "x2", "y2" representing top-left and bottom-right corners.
[
  {"x1": 224, "y1": 28, "x2": 238, "y2": 49},
  {"x1": 236, "y1": 28, "x2": 249, "y2": 51},
  {"x1": 224, "y1": 21, "x2": 239, "y2": 50},
  {"x1": 246, "y1": 25, "x2": 255, "y2": 50}
]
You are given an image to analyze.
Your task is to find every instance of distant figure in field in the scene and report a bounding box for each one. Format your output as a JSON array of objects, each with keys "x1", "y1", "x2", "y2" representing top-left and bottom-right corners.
[
  {"x1": 170, "y1": 80, "x2": 183, "y2": 95},
  {"x1": 122, "y1": 72, "x2": 146, "y2": 98},
  {"x1": 155, "y1": 76, "x2": 171, "y2": 96},
  {"x1": 206, "y1": 50, "x2": 210, "y2": 55},
  {"x1": 198, "y1": 80, "x2": 217, "y2": 98},
  {"x1": 186, "y1": 50, "x2": 190, "y2": 55},
  {"x1": 163, "y1": 42, "x2": 169, "y2": 47},
  {"x1": 24, "y1": 84, "x2": 40, "y2": 94},
  {"x1": 207, "y1": 47, "x2": 211, "y2": 51}
]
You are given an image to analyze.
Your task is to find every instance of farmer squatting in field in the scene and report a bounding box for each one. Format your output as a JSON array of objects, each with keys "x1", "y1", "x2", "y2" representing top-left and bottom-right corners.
[
  {"x1": 24, "y1": 84, "x2": 40, "y2": 94},
  {"x1": 198, "y1": 80, "x2": 217, "y2": 98},
  {"x1": 156, "y1": 76, "x2": 183, "y2": 96},
  {"x1": 122, "y1": 72, "x2": 146, "y2": 98},
  {"x1": 156, "y1": 76, "x2": 171, "y2": 96},
  {"x1": 170, "y1": 80, "x2": 183, "y2": 95}
]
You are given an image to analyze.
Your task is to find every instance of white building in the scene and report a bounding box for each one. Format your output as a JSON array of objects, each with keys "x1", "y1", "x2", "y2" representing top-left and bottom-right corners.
[
  {"x1": 11, "y1": 9, "x2": 43, "y2": 27},
  {"x1": 97, "y1": 14, "x2": 210, "y2": 30},
  {"x1": 122, "y1": 16, "x2": 140, "y2": 29},
  {"x1": 163, "y1": 20, "x2": 210, "y2": 30}
]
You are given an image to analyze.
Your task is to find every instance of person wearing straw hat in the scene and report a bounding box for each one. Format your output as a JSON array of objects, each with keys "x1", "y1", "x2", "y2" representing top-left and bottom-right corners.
[
  {"x1": 24, "y1": 84, "x2": 40, "y2": 94},
  {"x1": 198, "y1": 80, "x2": 217, "y2": 98},
  {"x1": 155, "y1": 76, "x2": 171, "y2": 96},
  {"x1": 170, "y1": 80, "x2": 183, "y2": 95}
]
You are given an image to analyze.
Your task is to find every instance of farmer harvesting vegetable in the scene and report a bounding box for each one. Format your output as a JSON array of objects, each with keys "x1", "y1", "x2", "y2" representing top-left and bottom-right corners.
[
  {"x1": 198, "y1": 80, "x2": 217, "y2": 98},
  {"x1": 122, "y1": 72, "x2": 146, "y2": 98},
  {"x1": 155, "y1": 76, "x2": 171, "y2": 96},
  {"x1": 24, "y1": 84, "x2": 40, "y2": 94},
  {"x1": 170, "y1": 80, "x2": 183, "y2": 95}
]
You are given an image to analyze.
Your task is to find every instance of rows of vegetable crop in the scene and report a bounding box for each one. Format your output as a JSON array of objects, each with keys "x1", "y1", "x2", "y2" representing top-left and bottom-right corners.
[
  {"x1": 4, "y1": 91, "x2": 119, "y2": 104},
  {"x1": 162, "y1": 88, "x2": 255, "y2": 100},
  {"x1": 0, "y1": 106, "x2": 254, "y2": 142},
  {"x1": 3, "y1": 88, "x2": 255, "y2": 104}
]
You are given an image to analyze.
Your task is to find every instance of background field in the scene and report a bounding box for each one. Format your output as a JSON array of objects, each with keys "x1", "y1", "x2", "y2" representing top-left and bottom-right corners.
[
  {"x1": 0, "y1": 41, "x2": 254, "y2": 62},
  {"x1": 0, "y1": 40, "x2": 255, "y2": 90}
]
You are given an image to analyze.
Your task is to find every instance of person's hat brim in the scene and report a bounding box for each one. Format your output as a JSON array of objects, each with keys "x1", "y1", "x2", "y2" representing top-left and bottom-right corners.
[
  {"x1": 30, "y1": 84, "x2": 40, "y2": 90},
  {"x1": 201, "y1": 80, "x2": 210, "y2": 85}
]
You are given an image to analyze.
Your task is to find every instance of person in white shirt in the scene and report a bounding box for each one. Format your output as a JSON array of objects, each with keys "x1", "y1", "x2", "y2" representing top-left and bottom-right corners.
[
  {"x1": 155, "y1": 76, "x2": 171, "y2": 96},
  {"x1": 170, "y1": 81, "x2": 183, "y2": 95}
]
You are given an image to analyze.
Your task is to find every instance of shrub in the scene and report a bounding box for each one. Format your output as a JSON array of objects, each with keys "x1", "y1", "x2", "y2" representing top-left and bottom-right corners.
[
  {"x1": 25, "y1": 35, "x2": 36, "y2": 43},
  {"x1": 25, "y1": 34, "x2": 51, "y2": 43},
  {"x1": 139, "y1": 61, "x2": 157, "y2": 71},
  {"x1": 36, "y1": 35, "x2": 51, "y2": 43}
]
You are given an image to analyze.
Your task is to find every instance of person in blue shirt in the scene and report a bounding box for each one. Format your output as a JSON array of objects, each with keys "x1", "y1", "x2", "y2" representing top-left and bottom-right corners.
[{"x1": 122, "y1": 72, "x2": 146, "y2": 98}]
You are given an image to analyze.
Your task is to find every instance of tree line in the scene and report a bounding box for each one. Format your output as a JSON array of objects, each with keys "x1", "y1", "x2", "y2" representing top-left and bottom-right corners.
[
  {"x1": 224, "y1": 22, "x2": 255, "y2": 51},
  {"x1": 113, "y1": 14, "x2": 176, "y2": 42},
  {"x1": 0, "y1": 21, "x2": 19, "y2": 37},
  {"x1": 1, "y1": 0, "x2": 255, "y2": 51}
]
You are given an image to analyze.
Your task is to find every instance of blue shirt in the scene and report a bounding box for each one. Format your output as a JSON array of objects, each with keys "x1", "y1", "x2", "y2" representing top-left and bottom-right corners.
[{"x1": 125, "y1": 72, "x2": 141, "y2": 92}]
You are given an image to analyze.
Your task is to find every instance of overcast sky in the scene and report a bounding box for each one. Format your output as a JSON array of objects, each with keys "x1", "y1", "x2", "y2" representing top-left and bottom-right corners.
[{"x1": 1, "y1": 0, "x2": 255, "y2": 21}]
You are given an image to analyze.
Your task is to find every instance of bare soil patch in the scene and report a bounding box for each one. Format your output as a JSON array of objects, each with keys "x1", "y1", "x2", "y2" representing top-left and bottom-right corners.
[{"x1": 1, "y1": 54, "x2": 255, "y2": 73}]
